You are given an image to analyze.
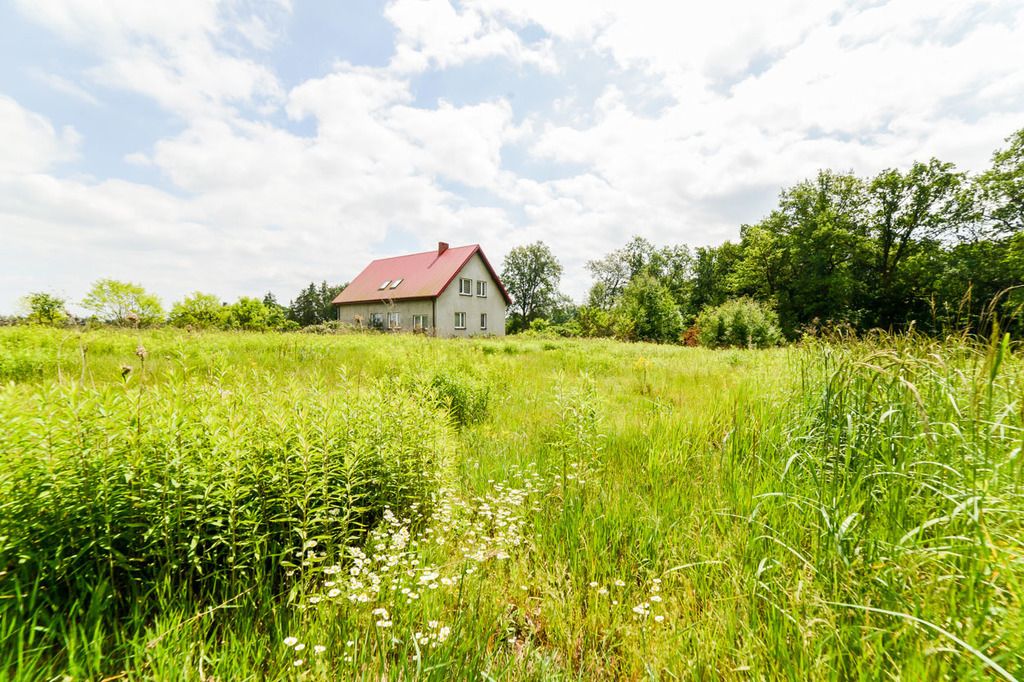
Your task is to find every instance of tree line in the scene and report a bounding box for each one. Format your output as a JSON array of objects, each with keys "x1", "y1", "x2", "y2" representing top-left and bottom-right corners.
[
  {"x1": 16, "y1": 280, "x2": 346, "y2": 331},
  {"x1": 500, "y1": 127, "x2": 1024, "y2": 345}
]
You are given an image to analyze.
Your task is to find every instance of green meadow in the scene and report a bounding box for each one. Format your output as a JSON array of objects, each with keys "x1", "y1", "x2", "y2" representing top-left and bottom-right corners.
[{"x1": 0, "y1": 327, "x2": 1021, "y2": 680}]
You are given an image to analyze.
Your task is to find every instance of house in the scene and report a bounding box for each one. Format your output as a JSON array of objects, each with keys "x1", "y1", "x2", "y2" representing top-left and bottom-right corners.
[{"x1": 332, "y1": 242, "x2": 511, "y2": 337}]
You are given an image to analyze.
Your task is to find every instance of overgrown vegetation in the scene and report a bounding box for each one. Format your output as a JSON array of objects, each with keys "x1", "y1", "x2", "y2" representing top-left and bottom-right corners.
[{"x1": 0, "y1": 327, "x2": 1021, "y2": 679}]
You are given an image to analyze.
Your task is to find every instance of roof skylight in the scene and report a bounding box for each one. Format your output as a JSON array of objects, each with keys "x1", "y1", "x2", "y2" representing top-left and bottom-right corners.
[
  {"x1": 378, "y1": 280, "x2": 391, "y2": 290},
  {"x1": 390, "y1": 278, "x2": 403, "y2": 289}
]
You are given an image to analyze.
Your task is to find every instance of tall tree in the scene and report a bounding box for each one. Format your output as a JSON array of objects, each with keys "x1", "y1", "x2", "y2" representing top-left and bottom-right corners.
[
  {"x1": 864, "y1": 159, "x2": 971, "y2": 327},
  {"x1": 81, "y1": 279, "x2": 164, "y2": 326},
  {"x1": 501, "y1": 242, "x2": 563, "y2": 330},
  {"x1": 978, "y1": 127, "x2": 1024, "y2": 235}
]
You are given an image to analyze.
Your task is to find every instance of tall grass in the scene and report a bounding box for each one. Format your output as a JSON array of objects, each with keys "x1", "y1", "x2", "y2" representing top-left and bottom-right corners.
[{"x1": 0, "y1": 327, "x2": 1021, "y2": 679}]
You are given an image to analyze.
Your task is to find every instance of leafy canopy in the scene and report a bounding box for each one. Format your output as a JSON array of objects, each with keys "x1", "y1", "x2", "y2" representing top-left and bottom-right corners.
[{"x1": 81, "y1": 279, "x2": 164, "y2": 326}]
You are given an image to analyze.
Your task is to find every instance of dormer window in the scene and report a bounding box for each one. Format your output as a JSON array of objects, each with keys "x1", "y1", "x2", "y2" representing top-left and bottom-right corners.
[
  {"x1": 378, "y1": 280, "x2": 391, "y2": 290},
  {"x1": 390, "y1": 278, "x2": 403, "y2": 289}
]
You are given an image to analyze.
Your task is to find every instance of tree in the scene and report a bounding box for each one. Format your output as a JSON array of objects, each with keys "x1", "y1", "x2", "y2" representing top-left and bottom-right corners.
[
  {"x1": 864, "y1": 159, "x2": 972, "y2": 327},
  {"x1": 501, "y1": 242, "x2": 563, "y2": 331},
  {"x1": 81, "y1": 279, "x2": 164, "y2": 326},
  {"x1": 687, "y1": 242, "x2": 742, "y2": 319},
  {"x1": 287, "y1": 281, "x2": 345, "y2": 327},
  {"x1": 612, "y1": 273, "x2": 682, "y2": 343},
  {"x1": 977, "y1": 127, "x2": 1024, "y2": 235},
  {"x1": 225, "y1": 297, "x2": 274, "y2": 331},
  {"x1": 22, "y1": 292, "x2": 67, "y2": 326},
  {"x1": 169, "y1": 292, "x2": 226, "y2": 329}
]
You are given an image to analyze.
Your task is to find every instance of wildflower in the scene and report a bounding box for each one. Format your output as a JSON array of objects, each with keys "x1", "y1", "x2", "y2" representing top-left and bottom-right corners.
[
  {"x1": 346, "y1": 640, "x2": 355, "y2": 647},
  {"x1": 437, "y1": 626, "x2": 451, "y2": 642},
  {"x1": 308, "y1": 596, "x2": 321, "y2": 604},
  {"x1": 614, "y1": 579, "x2": 625, "y2": 587},
  {"x1": 598, "y1": 587, "x2": 609, "y2": 595},
  {"x1": 328, "y1": 588, "x2": 341, "y2": 598},
  {"x1": 294, "y1": 643, "x2": 305, "y2": 652},
  {"x1": 428, "y1": 620, "x2": 439, "y2": 629},
  {"x1": 293, "y1": 659, "x2": 304, "y2": 667},
  {"x1": 283, "y1": 636, "x2": 298, "y2": 647},
  {"x1": 589, "y1": 581, "x2": 598, "y2": 588},
  {"x1": 650, "y1": 595, "x2": 662, "y2": 603},
  {"x1": 654, "y1": 615, "x2": 665, "y2": 623}
]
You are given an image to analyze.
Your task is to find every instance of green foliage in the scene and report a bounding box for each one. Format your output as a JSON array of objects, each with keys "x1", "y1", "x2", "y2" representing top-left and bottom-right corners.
[
  {"x1": 1, "y1": 327, "x2": 1023, "y2": 679},
  {"x1": 81, "y1": 278, "x2": 164, "y2": 326},
  {"x1": 22, "y1": 291, "x2": 68, "y2": 326},
  {"x1": 224, "y1": 296, "x2": 281, "y2": 331},
  {"x1": 288, "y1": 281, "x2": 345, "y2": 327},
  {"x1": 612, "y1": 273, "x2": 682, "y2": 343},
  {"x1": 501, "y1": 241, "x2": 563, "y2": 330},
  {"x1": 696, "y1": 297, "x2": 782, "y2": 348},
  {"x1": 427, "y1": 371, "x2": 490, "y2": 427},
  {"x1": 169, "y1": 291, "x2": 226, "y2": 328},
  {"x1": 978, "y1": 128, "x2": 1024, "y2": 234}
]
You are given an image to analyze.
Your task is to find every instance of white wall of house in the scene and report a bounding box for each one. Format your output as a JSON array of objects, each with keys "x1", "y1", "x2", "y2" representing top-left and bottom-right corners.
[
  {"x1": 336, "y1": 299, "x2": 433, "y2": 333},
  {"x1": 434, "y1": 253, "x2": 506, "y2": 338},
  {"x1": 334, "y1": 252, "x2": 507, "y2": 338}
]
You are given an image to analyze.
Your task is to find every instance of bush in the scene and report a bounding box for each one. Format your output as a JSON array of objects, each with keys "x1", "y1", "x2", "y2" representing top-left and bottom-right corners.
[
  {"x1": 696, "y1": 297, "x2": 782, "y2": 348},
  {"x1": 612, "y1": 274, "x2": 682, "y2": 343},
  {"x1": 427, "y1": 371, "x2": 490, "y2": 427}
]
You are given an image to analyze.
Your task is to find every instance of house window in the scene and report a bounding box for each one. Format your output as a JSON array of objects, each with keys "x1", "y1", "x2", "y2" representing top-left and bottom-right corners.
[
  {"x1": 378, "y1": 280, "x2": 391, "y2": 290},
  {"x1": 369, "y1": 313, "x2": 384, "y2": 329},
  {"x1": 388, "y1": 312, "x2": 401, "y2": 329},
  {"x1": 480, "y1": 313, "x2": 488, "y2": 330},
  {"x1": 459, "y1": 278, "x2": 472, "y2": 295},
  {"x1": 476, "y1": 281, "x2": 487, "y2": 297},
  {"x1": 454, "y1": 312, "x2": 466, "y2": 329},
  {"x1": 390, "y1": 278, "x2": 403, "y2": 289},
  {"x1": 413, "y1": 314, "x2": 430, "y2": 330}
]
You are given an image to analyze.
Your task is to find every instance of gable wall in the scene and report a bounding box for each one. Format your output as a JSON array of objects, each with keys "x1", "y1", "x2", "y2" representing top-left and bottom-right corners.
[{"x1": 434, "y1": 252, "x2": 507, "y2": 337}]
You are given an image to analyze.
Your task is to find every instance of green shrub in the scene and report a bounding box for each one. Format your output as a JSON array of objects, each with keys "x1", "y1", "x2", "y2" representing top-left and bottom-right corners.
[
  {"x1": 696, "y1": 297, "x2": 782, "y2": 348},
  {"x1": 427, "y1": 371, "x2": 490, "y2": 427}
]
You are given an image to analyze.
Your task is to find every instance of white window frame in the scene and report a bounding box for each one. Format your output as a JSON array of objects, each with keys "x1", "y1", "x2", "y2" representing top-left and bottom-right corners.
[
  {"x1": 480, "y1": 313, "x2": 488, "y2": 330},
  {"x1": 390, "y1": 278, "x2": 403, "y2": 289},
  {"x1": 476, "y1": 280, "x2": 487, "y2": 297},
  {"x1": 387, "y1": 311, "x2": 401, "y2": 329},
  {"x1": 413, "y1": 314, "x2": 429, "y2": 330},
  {"x1": 378, "y1": 280, "x2": 391, "y2": 290},
  {"x1": 454, "y1": 312, "x2": 466, "y2": 329},
  {"x1": 459, "y1": 278, "x2": 473, "y2": 296}
]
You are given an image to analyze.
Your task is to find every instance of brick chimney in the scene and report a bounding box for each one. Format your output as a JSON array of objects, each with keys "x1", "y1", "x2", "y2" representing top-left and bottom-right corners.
[{"x1": 437, "y1": 241, "x2": 449, "y2": 256}]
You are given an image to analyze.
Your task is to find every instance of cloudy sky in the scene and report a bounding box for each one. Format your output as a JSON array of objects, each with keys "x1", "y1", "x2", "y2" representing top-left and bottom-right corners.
[{"x1": 1, "y1": 0, "x2": 1022, "y2": 314}]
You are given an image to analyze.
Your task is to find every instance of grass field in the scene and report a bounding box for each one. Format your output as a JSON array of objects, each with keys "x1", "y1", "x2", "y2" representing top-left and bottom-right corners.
[{"x1": 1, "y1": 327, "x2": 1022, "y2": 680}]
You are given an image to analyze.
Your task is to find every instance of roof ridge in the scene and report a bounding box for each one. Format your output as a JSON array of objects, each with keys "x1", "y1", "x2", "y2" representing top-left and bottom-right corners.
[{"x1": 367, "y1": 243, "x2": 478, "y2": 262}]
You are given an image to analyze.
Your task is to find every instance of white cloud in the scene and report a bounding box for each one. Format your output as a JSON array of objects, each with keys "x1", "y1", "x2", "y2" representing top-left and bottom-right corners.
[
  {"x1": 385, "y1": 0, "x2": 557, "y2": 73},
  {"x1": 0, "y1": 95, "x2": 80, "y2": 174},
  {"x1": 3, "y1": 0, "x2": 1024, "y2": 313},
  {"x1": 15, "y1": 0, "x2": 283, "y2": 118}
]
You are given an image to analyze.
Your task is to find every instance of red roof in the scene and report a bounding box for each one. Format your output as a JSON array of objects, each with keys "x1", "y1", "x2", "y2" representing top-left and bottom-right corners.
[{"x1": 332, "y1": 244, "x2": 512, "y2": 306}]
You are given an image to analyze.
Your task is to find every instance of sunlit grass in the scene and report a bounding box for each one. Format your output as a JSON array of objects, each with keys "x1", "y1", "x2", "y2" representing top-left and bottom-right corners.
[{"x1": 0, "y1": 327, "x2": 1021, "y2": 679}]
